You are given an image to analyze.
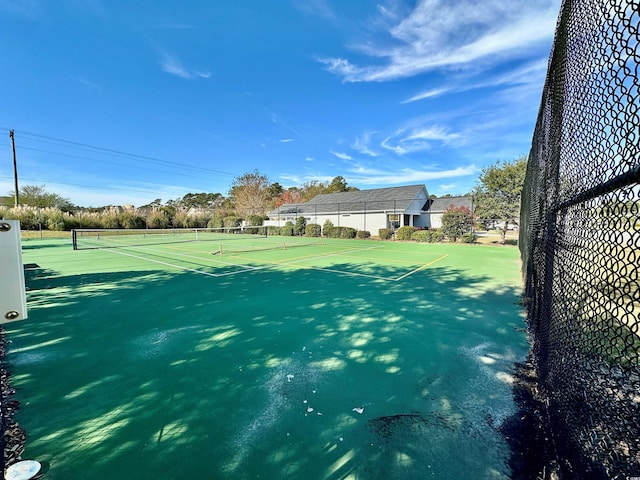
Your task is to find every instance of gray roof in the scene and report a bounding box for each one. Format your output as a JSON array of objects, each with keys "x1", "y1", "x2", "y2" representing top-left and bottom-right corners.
[
  {"x1": 426, "y1": 196, "x2": 473, "y2": 213},
  {"x1": 269, "y1": 185, "x2": 429, "y2": 216}
]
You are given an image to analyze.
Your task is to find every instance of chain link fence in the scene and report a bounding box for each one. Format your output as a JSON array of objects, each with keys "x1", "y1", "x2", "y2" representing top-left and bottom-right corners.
[{"x1": 520, "y1": 0, "x2": 640, "y2": 478}]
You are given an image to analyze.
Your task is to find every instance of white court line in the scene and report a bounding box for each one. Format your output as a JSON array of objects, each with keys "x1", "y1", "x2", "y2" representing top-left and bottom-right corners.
[
  {"x1": 98, "y1": 243, "x2": 438, "y2": 282},
  {"x1": 275, "y1": 245, "x2": 443, "y2": 282},
  {"x1": 101, "y1": 248, "x2": 267, "y2": 277},
  {"x1": 125, "y1": 242, "x2": 283, "y2": 272},
  {"x1": 234, "y1": 245, "x2": 402, "y2": 281},
  {"x1": 394, "y1": 254, "x2": 448, "y2": 281}
]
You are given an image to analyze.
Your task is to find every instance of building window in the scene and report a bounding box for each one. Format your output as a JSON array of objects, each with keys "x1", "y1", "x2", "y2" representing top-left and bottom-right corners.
[{"x1": 388, "y1": 214, "x2": 400, "y2": 228}]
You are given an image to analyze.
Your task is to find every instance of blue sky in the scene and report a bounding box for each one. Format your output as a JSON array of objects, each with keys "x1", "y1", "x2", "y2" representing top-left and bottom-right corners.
[{"x1": 0, "y1": 0, "x2": 561, "y2": 207}]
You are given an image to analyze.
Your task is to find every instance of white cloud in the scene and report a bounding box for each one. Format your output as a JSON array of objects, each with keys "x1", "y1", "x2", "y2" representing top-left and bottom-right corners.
[
  {"x1": 292, "y1": 0, "x2": 335, "y2": 19},
  {"x1": 78, "y1": 77, "x2": 101, "y2": 90},
  {"x1": 406, "y1": 126, "x2": 461, "y2": 143},
  {"x1": 279, "y1": 138, "x2": 295, "y2": 143},
  {"x1": 160, "y1": 53, "x2": 210, "y2": 80},
  {"x1": 274, "y1": 162, "x2": 478, "y2": 191},
  {"x1": 352, "y1": 131, "x2": 380, "y2": 157},
  {"x1": 402, "y1": 87, "x2": 449, "y2": 103},
  {"x1": 437, "y1": 183, "x2": 457, "y2": 192},
  {"x1": 269, "y1": 112, "x2": 300, "y2": 137},
  {"x1": 402, "y1": 58, "x2": 550, "y2": 104},
  {"x1": 320, "y1": 0, "x2": 559, "y2": 82},
  {"x1": 330, "y1": 150, "x2": 352, "y2": 160},
  {"x1": 381, "y1": 124, "x2": 463, "y2": 155},
  {"x1": 149, "y1": 22, "x2": 196, "y2": 30},
  {"x1": 348, "y1": 164, "x2": 479, "y2": 185},
  {"x1": 279, "y1": 173, "x2": 334, "y2": 186}
]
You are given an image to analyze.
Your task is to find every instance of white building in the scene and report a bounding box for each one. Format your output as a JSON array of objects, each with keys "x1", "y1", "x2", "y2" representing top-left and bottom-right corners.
[{"x1": 267, "y1": 184, "x2": 472, "y2": 234}]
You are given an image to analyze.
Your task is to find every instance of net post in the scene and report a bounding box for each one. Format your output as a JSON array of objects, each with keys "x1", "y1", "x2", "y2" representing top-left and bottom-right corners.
[{"x1": 72, "y1": 229, "x2": 78, "y2": 250}]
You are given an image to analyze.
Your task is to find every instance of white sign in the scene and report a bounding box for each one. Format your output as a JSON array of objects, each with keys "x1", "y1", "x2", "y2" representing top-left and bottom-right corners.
[{"x1": 0, "y1": 220, "x2": 28, "y2": 322}]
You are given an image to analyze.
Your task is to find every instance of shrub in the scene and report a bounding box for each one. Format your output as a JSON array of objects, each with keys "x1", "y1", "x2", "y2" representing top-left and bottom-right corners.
[
  {"x1": 184, "y1": 213, "x2": 212, "y2": 228},
  {"x1": 336, "y1": 226, "x2": 356, "y2": 239},
  {"x1": 280, "y1": 221, "x2": 295, "y2": 236},
  {"x1": 322, "y1": 220, "x2": 336, "y2": 238},
  {"x1": 207, "y1": 216, "x2": 224, "y2": 229},
  {"x1": 100, "y1": 207, "x2": 120, "y2": 229},
  {"x1": 149, "y1": 209, "x2": 171, "y2": 229},
  {"x1": 62, "y1": 213, "x2": 82, "y2": 230},
  {"x1": 4, "y1": 206, "x2": 39, "y2": 230},
  {"x1": 295, "y1": 216, "x2": 307, "y2": 236},
  {"x1": 430, "y1": 230, "x2": 445, "y2": 242},
  {"x1": 356, "y1": 230, "x2": 371, "y2": 239},
  {"x1": 305, "y1": 223, "x2": 322, "y2": 237},
  {"x1": 223, "y1": 216, "x2": 241, "y2": 231},
  {"x1": 267, "y1": 226, "x2": 281, "y2": 236},
  {"x1": 396, "y1": 226, "x2": 417, "y2": 240},
  {"x1": 411, "y1": 230, "x2": 431, "y2": 242},
  {"x1": 72, "y1": 210, "x2": 103, "y2": 229},
  {"x1": 244, "y1": 215, "x2": 264, "y2": 234},
  {"x1": 246, "y1": 215, "x2": 263, "y2": 226},
  {"x1": 461, "y1": 233, "x2": 478, "y2": 244},
  {"x1": 43, "y1": 210, "x2": 66, "y2": 231},
  {"x1": 378, "y1": 228, "x2": 394, "y2": 240},
  {"x1": 441, "y1": 205, "x2": 474, "y2": 242},
  {"x1": 322, "y1": 225, "x2": 356, "y2": 239},
  {"x1": 119, "y1": 208, "x2": 146, "y2": 229}
]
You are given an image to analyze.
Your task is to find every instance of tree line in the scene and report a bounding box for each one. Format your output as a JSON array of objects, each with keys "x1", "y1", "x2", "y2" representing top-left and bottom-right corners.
[{"x1": 0, "y1": 158, "x2": 527, "y2": 243}]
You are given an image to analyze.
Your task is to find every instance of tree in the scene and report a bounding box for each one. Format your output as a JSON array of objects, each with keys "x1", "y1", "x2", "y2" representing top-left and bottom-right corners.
[
  {"x1": 228, "y1": 170, "x2": 271, "y2": 218},
  {"x1": 298, "y1": 176, "x2": 358, "y2": 202},
  {"x1": 180, "y1": 192, "x2": 224, "y2": 209},
  {"x1": 326, "y1": 176, "x2": 348, "y2": 193},
  {"x1": 274, "y1": 189, "x2": 304, "y2": 208},
  {"x1": 267, "y1": 182, "x2": 284, "y2": 201},
  {"x1": 326, "y1": 176, "x2": 358, "y2": 193},
  {"x1": 472, "y1": 156, "x2": 527, "y2": 244},
  {"x1": 441, "y1": 205, "x2": 474, "y2": 242},
  {"x1": 8, "y1": 184, "x2": 74, "y2": 210},
  {"x1": 301, "y1": 180, "x2": 327, "y2": 202}
]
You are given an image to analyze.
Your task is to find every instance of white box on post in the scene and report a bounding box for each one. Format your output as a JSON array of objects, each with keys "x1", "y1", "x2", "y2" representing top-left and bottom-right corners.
[{"x1": 0, "y1": 220, "x2": 28, "y2": 322}]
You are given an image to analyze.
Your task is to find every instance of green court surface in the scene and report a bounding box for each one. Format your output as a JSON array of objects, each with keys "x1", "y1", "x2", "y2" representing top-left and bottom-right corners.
[{"x1": 9, "y1": 237, "x2": 527, "y2": 479}]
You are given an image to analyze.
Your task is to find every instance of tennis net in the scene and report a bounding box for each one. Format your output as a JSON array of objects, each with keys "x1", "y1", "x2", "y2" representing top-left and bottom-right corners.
[
  {"x1": 211, "y1": 236, "x2": 323, "y2": 256},
  {"x1": 72, "y1": 226, "x2": 267, "y2": 250}
]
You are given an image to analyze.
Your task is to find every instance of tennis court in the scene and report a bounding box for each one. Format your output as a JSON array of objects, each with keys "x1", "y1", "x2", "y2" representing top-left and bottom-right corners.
[{"x1": 8, "y1": 234, "x2": 527, "y2": 479}]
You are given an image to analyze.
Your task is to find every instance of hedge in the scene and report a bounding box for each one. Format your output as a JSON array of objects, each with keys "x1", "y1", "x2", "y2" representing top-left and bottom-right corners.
[
  {"x1": 305, "y1": 223, "x2": 322, "y2": 237},
  {"x1": 396, "y1": 226, "x2": 417, "y2": 240},
  {"x1": 378, "y1": 228, "x2": 393, "y2": 240}
]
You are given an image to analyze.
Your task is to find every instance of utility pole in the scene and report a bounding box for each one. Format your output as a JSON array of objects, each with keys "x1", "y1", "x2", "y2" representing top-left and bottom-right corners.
[{"x1": 9, "y1": 130, "x2": 19, "y2": 206}]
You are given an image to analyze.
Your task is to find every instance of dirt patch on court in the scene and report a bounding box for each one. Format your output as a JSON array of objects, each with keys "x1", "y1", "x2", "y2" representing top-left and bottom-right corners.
[{"x1": 501, "y1": 359, "x2": 562, "y2": 480}]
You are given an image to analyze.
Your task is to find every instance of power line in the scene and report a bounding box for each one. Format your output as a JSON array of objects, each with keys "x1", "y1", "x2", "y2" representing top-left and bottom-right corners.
[
  {"x1": 0, "y1": 128, "x2": 239, "y2": 177},
  {"x1": 0, "y1": 144, "x2": 222, "y2": 182},
  {"x1": 0, "y1": 175, "x2": 207, "y2": 197}
]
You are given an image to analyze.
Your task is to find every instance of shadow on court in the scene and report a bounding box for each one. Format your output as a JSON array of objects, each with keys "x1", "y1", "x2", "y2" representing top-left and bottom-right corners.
[{"x1": 8, "y1": 240, "x2": 529, "y2": 480}]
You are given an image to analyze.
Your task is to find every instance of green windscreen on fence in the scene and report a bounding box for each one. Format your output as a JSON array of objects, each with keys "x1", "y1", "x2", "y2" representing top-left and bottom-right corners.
[{"x1": 520, "y1": 0, "x2": 640, "y2": 478}]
